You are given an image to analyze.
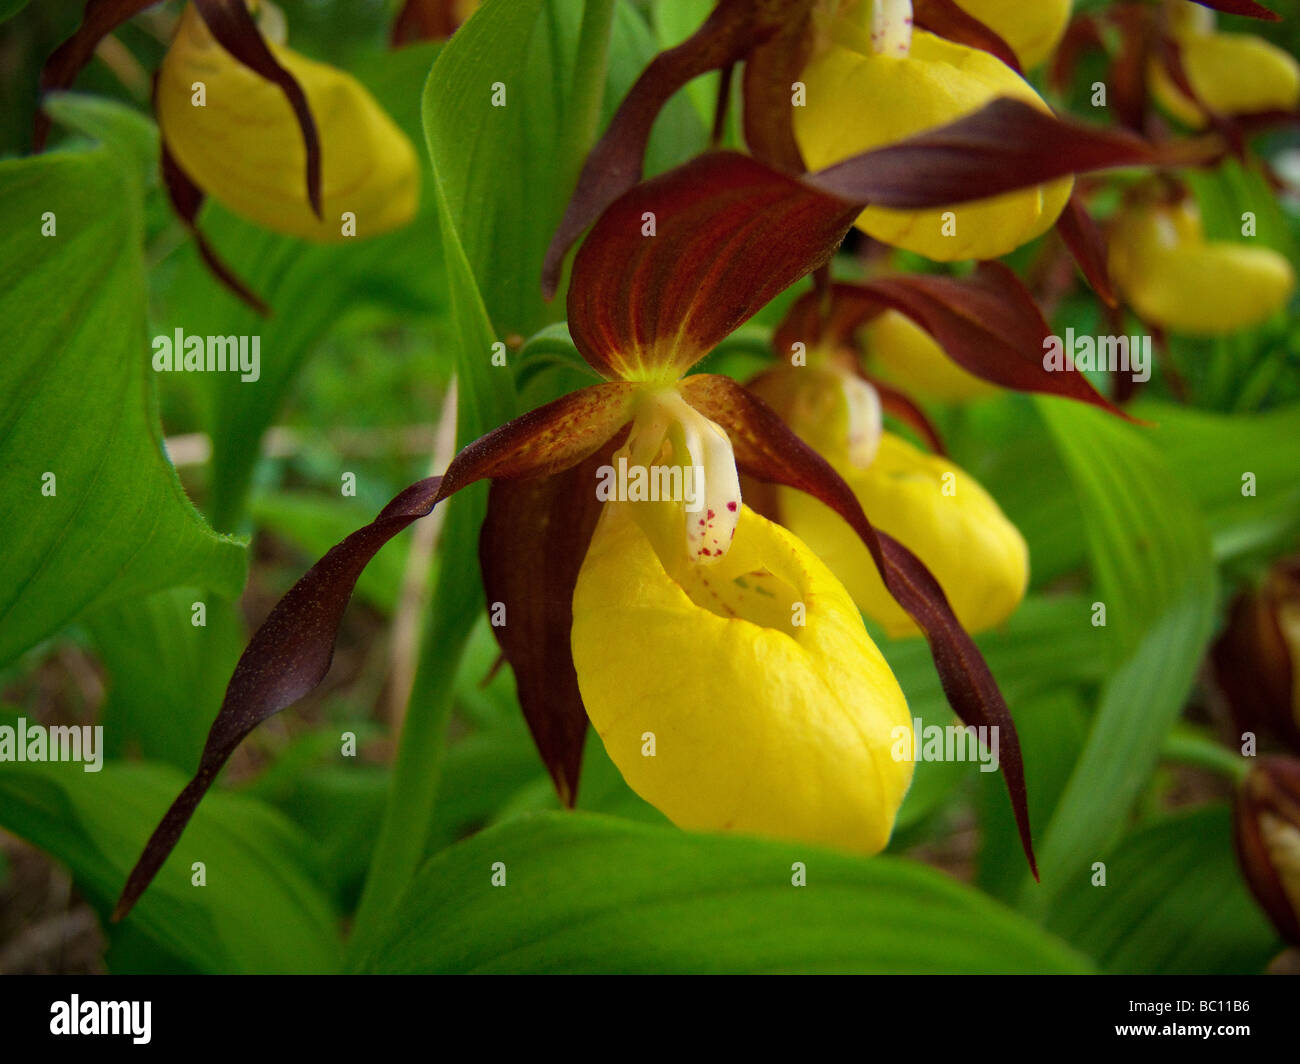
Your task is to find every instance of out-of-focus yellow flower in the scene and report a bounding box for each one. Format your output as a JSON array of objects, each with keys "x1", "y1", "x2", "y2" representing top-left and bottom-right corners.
[
  {"x1": 572, "y1": 497, "x2": 914, "y2": 855},
  {"x1": 1108, "y1": 199, "x2": 1295, "y2": 336},
  {"x1": 952, "y1": 0, "x2": 1072, "y2": 70},
  {"x1": 779, "y1": 431, "x2": 1028, "y2": 638},
  {"x1": 1149, "y1": 3, "x2": 1300, "y2": 128},
  {"x1": 865, "y1": 309, "x2": 1000, "y2": 402},
  {"x1": 157, "y1": 3, "x2": 419, "y2": 242},
  {"x1": 793, "y1": 16, "x2": 1072, "y2": 261}
]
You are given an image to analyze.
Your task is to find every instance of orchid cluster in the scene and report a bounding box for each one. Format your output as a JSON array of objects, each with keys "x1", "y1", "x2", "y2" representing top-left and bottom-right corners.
[{"x1": 32, "y1": 0, "x2": 1299, "y2": 946}]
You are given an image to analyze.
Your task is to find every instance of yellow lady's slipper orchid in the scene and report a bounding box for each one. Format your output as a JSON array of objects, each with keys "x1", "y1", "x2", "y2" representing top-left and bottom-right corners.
[
  {"x1": 865, "y1": 309, "x2": 1000, "y2": 402},
  {"x1": 793, "y1": 13, "x2": 1073, "y2": 261},
  {"x1": 1108, "y1": 199, "x2": 1295, "y2": 336},
  {"x1": 952, "y1": 0, "x2": 1072, "y2": 70},
  {"x1": 779, "y1": 431, "x2": 1028, "y2": 638},
  {"x1": 156, "y1": 3, "x2": 419, "y2": 242},
  {"x1": 572, "y1": 498, "x2": 914, "y2": 855},
  {"x1": 1149, "y1": 3, "x2": 1300, "y2": 128}
]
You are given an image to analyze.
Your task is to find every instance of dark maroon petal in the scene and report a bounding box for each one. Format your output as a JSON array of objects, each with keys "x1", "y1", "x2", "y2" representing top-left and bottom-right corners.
[
  {"x1": 679, "y1": 372, "x2": 1037, "y2": 877},
  {"x1": 161, "y1": 142, "x2": 270, "y2": 316},
  {"x1": 741, "y1": 19, "x2": 813, "y2": 173},
  {"x1": 33, "y1": 0, "x2": 159, "y2": 150},
  {"x1": 390, "y1": 0, "x2": 466, "y2": 46},
  {"x1": 541, "y1": 0, "x2": 814, "y2": 298},
  {"x1": 113, "y1": 384, "x2": 634, "y2": 920},
  {"x1": 772, "y1": 284, "x2": 885, "y2": 357},
  {"x1": 191, "y1": 0, "x2": 322, "y2": 218},
  {"x1": 805, "y1": 98, "x2": 1156, "y2": 208},
  {"x1": 1055, "y1": 192, "x2": 1117, "y2": 308},
  {"x1": 1049, "y1": 14, "x2": 1107, "y2": 96},
  {"x1": 1192, "y1": 0, "x2": 1279, "y2": 19},
  {"x1": 857, "y1": 263, "x2": 1135, "y2": 419},
  {"x1": 1108, "y1": 4, "x2": 1152, "y2": 134},
  {"x1": 479, "y1": 436, "x2": 624, "y2": 806},
  {"x1": 113, "y1": 475, "x2": 445, "y2": 921},
  {"x1": 913, "y1": 0, "x2": 1020, "y2": 72},
  {"x1": 439, "y1": 383, "x2": 634, "y2": 491},
  {"x1": 567, "y1": 151, "x2": 858, "y2": 381}
]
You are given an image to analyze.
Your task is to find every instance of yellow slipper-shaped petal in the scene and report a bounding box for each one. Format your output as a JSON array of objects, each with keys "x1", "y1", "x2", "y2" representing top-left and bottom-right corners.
[
  {"x1": 865, "y1": 309, "x2": 1001, "y2": 402},
  {"x1": 572, "y1": 501, "x2": 914, "y2": 855},
  {"x1": 952, "y1": 0, "x2": 1072, "y2": 70},
  {"x1": 1109, "y1": 200, "x2": 1295, "y2": 336},
  {"x1": 1149, "y1": 31, "x2": 1300, "y2": 129},
  {"x1": 778, "y1": 432, "x2": 1028, "y2": 639},
  {"x1": 793, "y1": 25, "x2": 1073, "y2": 261},
  {"x1": 157, "y1": 3, "x2": 419, "y2": 242}
]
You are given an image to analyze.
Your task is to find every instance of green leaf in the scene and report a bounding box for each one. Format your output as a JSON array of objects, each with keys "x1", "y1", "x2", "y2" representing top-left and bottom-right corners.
[
  {"x1": 359, "y1": 812, "x2": 1092, "y2": 973},
  {"x1": 0, "y1": 0, "x2": 31, "y2": 24},
  {"x1": 1046, "y1": 805, "x2": 1281, "y2": 974},
  {"x1": 1025, "y1": 399, "x2": 1217, "y2": 907},
  {"x1": 1130, "y1": 399, "x2": 1300, "y2": 564},
  {"x1": 84, "y1": 587, "x2": 245, "y2": 772},
  {"x1": 0, "y1": 751, "x2": 342, "y2": 974},
  {"x1": 0, "y1": 95, "x2": 246, "y2": 668}
]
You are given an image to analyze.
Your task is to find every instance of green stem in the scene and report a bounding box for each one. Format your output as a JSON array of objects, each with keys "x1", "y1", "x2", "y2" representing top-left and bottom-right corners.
[
  {"x1": 1161, "y1": 727, "x2": 1250, "y2": 784},
  {"x1": 344, "y1": 0, "x2": 618, "y2": 968},
  {"x1": 345, "y1": 489, "x2": 484, "y2": 968},
  {"x1": 556, "y1": 0, "x2": 617, "y2": 205}
]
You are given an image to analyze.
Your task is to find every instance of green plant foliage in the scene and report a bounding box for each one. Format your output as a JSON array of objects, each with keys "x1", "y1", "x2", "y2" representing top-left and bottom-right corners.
[
  {"x1": 0, "y1": 745, "x2": 342, "y2": 974},
  {"x1": 360, "y1": 812, "x2": 1094, "y2": 974},
  {"x1": 0, "y1": 96, "x2": 246, "y2": 668}
]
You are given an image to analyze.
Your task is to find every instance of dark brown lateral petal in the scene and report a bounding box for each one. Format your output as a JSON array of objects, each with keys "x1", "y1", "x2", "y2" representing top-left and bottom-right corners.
[
  {"x1": 805, "y1": 98, "x2": 1156, "y2": 208},
  {"x1": 541, "y1": 0, "x2": 814, "y2": 298},
  {"x1": 113, "y1": 384, "x2": 633, "y2": 920},
  {"x1": 1193, "y1": 0, "x2": 1279, "y2": 19},
  {"x1": 113, "y1": 474, "x2": 444, "y2": 922},
  {"x1": 33, "y1": 0, "x2": 159, "y2": 150},
  {"x1": 191, "y1": 0, "x2": 322, "y2": 218},
  {"x1": 679, "y1": 373, "x2": 1036, "y2": 877},
  {"x1": 1049, "y1": 14, "x2": 1106, "y2": 97},
  {"x1": 1055, "y1": 192, "x2": 1117, "y2": 307},
  {"x1": 858, "y1": 263, "x2": 1135, "y2": 419},
  {"x1": 161, "y1": 142, "x2": 270, "y2": 316},
  {"x1": 479, "y1": 436, "x2": 624, "y2": 807},
  {"x1": 772, "y1": 284, "x2": 884, "y2": 358},
  {"x1": 390, "y1": 0, "x2": 465, "y2": 46},
  {"x1": 913, "y1": 0, "x2": 1020, "y2": 72},
  {"x1": 741, "y1": 15, "x2": 813, "y2": 174},
  {"x1": 567, "y1": 151, "x2": 858, "y2": 381},
  {"x1": 1108, "y1": 3, "x2": 1152, "y2": 134}
]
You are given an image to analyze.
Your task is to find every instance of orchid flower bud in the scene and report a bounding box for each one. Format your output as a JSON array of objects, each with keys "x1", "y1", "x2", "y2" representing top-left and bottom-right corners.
[
  {"x1": 1150, "y1": 3, "x2": 1300, "y2": 129},
  {"x1": 156, "y1": 2, "x2": 419, "y2": 242},
  {"x1": 794, "y1": 10, "x2": 1072, "y2": 261},
  {"x1": 1235, "y1": 757, "x2": 1300, "y2": 946},
  {"x1": 571, "y1": 499, "x2": 915, "y2": 855},
  {"x1": 1108, "y1": 198, "x2": 1295, "y2": 336},
  {"x1": 952, "y1": 0, "x2": 1073, "y2": 70},
  {"x1": 1213, "y1": 559, "x2": 1300, "y2": 754}
]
